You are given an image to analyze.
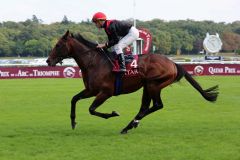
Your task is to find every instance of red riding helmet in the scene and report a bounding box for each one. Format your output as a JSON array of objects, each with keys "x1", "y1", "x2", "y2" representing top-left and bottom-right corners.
[{"x1": 92, "y1": 12, "x2": 107, "y2": 22}]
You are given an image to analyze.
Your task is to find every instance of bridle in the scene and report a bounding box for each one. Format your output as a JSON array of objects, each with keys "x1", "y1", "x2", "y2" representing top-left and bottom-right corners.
[
  {"x1": 57, "y1": 48, "x2": 94, "y2": 65},
  {"x1": 54, "y1": 36, "x2": 115, "y2": 67},
  {"x1": 56, "y1": 37, "x2": 95, "y2": 65}
]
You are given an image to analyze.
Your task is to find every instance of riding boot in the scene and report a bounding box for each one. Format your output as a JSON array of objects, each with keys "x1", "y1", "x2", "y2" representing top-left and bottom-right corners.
[{"x1": 118, "y1": 53, "x2": 126, "y2": 72}]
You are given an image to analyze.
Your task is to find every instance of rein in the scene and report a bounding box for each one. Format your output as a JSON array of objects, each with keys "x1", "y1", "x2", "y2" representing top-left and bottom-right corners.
[
  {"x1": 98, "y1": 48, "x2": 115, "y2": 66},
  {"x1": 82, "y1": 47, "x2": 115, "y2": 67},
  {"x1": 63, "y1": 36, "x2": 115, "y2": 67},
  {"x1": 77, "y1": 47, "x2": 115, "y2": 69},
  {"x1": 58, "y1": 48, "x2": 95, "y2": 65}
]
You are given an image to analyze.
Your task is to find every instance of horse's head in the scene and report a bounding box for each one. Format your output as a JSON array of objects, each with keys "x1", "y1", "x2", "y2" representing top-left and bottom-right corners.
[{"x1": 46, "y1": 30, "x2": 73, "y2": 66}]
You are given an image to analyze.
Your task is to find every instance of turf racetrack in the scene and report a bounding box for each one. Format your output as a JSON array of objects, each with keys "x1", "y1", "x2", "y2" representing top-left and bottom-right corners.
[{"x1": 0, "y1": 76, "x2": 239, "y2": 160}]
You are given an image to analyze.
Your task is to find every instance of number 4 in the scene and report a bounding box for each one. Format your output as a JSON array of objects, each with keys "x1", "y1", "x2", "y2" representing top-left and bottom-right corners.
[{"x1": 130, "y1": 59, "x2": 138, "y2": 68}]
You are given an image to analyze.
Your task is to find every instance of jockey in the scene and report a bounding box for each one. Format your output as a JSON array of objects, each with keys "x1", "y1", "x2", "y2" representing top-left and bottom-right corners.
[{"x1": 92, "y1": 12, "x2": 139, "y2": 72}]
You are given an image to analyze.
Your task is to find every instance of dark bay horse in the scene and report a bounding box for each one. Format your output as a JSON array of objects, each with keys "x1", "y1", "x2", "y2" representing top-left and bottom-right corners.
[{"x1": 46, "y1": 31, "x2": 219, "y2": 134}]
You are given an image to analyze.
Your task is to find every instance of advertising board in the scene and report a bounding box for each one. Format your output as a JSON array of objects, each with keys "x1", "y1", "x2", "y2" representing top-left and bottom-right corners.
[{"x1": 1, "y1": 64, "x2": 240, "y2": 79}]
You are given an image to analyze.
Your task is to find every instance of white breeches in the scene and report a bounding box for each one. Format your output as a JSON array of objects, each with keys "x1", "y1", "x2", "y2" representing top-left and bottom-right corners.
[{"x1": 113, "y1": 26, "x2": 139, "y2": 54}]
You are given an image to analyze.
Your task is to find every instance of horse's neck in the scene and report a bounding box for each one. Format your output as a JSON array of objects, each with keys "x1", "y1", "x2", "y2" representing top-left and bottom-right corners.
[
  {"x1": 70, "y1": 41, "x2": 102, "y2": 70},
  {"x1": 69, "y1": 39, "x2": 113, "y2": 80}
]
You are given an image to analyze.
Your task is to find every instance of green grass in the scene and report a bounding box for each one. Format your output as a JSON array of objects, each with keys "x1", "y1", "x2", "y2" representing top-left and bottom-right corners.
[{"x1": 0, "y1": 76, "x2": 240, "y2": 160}]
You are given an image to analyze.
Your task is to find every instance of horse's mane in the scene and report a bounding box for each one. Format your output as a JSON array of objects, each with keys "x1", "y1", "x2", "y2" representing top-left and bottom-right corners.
[{"x1": 74, "y1": 33, "x2": 98, "y2": 48}]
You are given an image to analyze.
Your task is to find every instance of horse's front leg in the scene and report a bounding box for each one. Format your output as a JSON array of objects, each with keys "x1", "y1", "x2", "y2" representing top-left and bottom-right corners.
[
  {"x1": 71, "y1": 89, "x2": 93, "y2": 129},
  {"x1": 89, "y1": 92, "x2": 120, "y2": 119}
]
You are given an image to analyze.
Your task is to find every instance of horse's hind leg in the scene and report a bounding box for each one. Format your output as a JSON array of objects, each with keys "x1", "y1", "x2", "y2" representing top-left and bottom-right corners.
[
  {"x1": 88, "y1": 92, "x2": 120, "y2": 119},
  {"x1": 121, "y1": 83, "x2": 163, "y2": 134},
  {"x1": 137, "y1": 92, "x2": 163, "y2": 119},
  {"x1": 120, "y1": 86, "x2": 151, "y2": 134}
]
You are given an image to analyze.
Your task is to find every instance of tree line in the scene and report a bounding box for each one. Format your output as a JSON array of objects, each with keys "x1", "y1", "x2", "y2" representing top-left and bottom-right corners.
[{"x1": 0, "y1": 15, "x2": 240, "y2": 57}]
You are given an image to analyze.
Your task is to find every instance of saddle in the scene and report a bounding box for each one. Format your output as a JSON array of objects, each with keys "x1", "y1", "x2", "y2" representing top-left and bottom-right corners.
[
  {"x1": 100, "y1": 49, "x2": 139, "y2": 73},
  {"x1": 99, "y1": 50, "x2": 140, "y2": 96}
]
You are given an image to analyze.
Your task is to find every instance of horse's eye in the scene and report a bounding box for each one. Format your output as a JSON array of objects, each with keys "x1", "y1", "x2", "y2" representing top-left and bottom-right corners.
[{"x1": 56, "y1": 44, "x2": 60, "y2": 48}]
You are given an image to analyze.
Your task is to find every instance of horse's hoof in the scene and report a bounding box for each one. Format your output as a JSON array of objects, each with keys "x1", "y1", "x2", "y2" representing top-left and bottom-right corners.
[
  {"x1": 112, "y1": 111, "x2": 120, "y2": 117},
  {"x1": 71, "y1": 122, "x2": 77, "y2": 130},
  {"x1": 132, "y1": 120, "x2": 140, "y2": 128},
  {"x1": 120, "y1": 129, "x2": 128, "y2": 134}
]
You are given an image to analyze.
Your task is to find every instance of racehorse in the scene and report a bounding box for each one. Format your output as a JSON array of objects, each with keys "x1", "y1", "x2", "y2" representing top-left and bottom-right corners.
[{"x1": 46, "y1": 31, "x2": 219, "y2": 134}]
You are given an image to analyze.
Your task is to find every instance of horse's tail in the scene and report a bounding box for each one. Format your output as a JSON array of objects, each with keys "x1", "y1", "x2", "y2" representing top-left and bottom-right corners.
[{"x1": 175, "y1": 63, "x2": 219, "y2": 102}]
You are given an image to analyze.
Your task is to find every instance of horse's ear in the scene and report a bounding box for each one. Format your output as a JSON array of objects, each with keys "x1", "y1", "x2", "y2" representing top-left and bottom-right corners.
[
  {"x1": 70, "y1": 33, "x2": 74, "y2": 38},
  {"x1": 63, "y1": 30, "x2": 70, "y2": 40}
]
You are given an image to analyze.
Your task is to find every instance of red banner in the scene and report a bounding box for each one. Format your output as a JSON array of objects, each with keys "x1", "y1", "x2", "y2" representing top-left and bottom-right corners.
[
  {"x1": 138, "y1": 28, "x2": 152, "y2": 54},
  {"x1": 182, "y1": 64, "x2": 240, "y2": 76},
  {"x1": 0, "y1": 66, "x2": 81, "y2": 79},
  {"x1": 0, "y1": 64, "x2": 240, "y2": 79}
]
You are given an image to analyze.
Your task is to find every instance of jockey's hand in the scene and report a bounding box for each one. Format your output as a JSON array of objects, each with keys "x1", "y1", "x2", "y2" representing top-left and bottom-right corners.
[{"x1": 96, "y1": 43, "x2": 106, "y2": 49}]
